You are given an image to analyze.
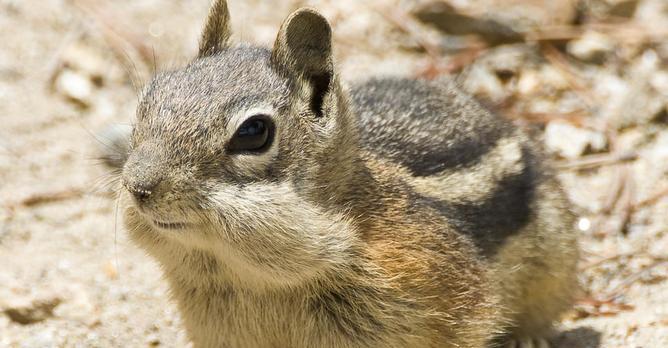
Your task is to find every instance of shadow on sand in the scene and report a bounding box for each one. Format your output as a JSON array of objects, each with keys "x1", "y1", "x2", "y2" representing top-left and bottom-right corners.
[{"x1": 551, "y1": 327, "x2": 602, "y2": 348}]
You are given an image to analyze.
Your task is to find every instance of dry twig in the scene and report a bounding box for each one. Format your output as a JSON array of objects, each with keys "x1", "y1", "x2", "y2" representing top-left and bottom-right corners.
[
  {"x1": 509, "y1": 111, "x2": 589, "y2": 126},
  {"x1": 581, "y1": 252, "x2": 632, "y2": 270},
  {"x1": 5, "y1": 188, "x2": 85, "y2": 209},
  {"x1": 574, "y1": 297, "x2": 635, "y2": 317},
  {"x1": 603, "y1": 258, "x2": 668, "y2": 301},
  {"x1": 614, "y1": 164, "x2": 635, "y2": 235},
  {"x1": 526, "y1": 22, "x2": 668, "y2": 44},
  {"x1": 555, "y1": 151, "x2": 637, "y2": 171},
  {"x1": 375, "y1": 6, "x2": 486, "y2": 78},
  {"x1": 375, "y1": 6, "x2": 441, "y2": 60},
  {"x1": 631, "y1": 187, "x2": 668, "y2": 212}
]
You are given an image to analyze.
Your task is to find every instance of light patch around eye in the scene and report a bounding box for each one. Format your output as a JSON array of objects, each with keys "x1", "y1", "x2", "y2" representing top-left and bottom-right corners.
[{"x1": 228, "y1": 106, "x2": 275, "y2": 134}]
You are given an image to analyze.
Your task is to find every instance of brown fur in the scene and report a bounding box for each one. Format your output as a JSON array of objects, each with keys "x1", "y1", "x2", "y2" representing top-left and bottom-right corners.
[{"x1": 103, "y1": 1, "x2": 579, "y2": 347}]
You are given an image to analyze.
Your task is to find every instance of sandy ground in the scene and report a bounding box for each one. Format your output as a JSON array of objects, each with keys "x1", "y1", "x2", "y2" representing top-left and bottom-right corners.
[{"x1": 1, "y1": 0, "x2": 668, "y2": 347}]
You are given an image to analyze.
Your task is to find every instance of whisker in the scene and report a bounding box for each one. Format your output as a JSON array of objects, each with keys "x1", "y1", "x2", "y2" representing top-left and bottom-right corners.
[
  {"x1": 119, "y1": 47, "x2": 144, "y2": 98},
  {"x1": 151, "y1": 45, "x2": 158, "y2": 75},
  {"x1": 114, "y1": 188, "x2": 122, "y2": 280},
  {"x1": 89, "y1": 172, "x2": 121, "y2": 196}
]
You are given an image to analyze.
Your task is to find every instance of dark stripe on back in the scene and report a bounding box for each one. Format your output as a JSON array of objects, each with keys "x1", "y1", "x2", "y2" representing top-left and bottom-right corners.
[
  {"x1": 351, "y1": 78, "x2": 512, "y2": 177},
  {"x1": 414, "y1": 148, "x2": 537, "y2": 257}
]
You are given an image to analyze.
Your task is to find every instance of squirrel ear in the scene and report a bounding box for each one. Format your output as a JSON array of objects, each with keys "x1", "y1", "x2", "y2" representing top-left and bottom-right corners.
[
  {"x1": 198, "y1": 0, "x2": 232, "y2": 57},
  {"x1": 272, "y1": 8, "x2": 334, "y2": 117}
]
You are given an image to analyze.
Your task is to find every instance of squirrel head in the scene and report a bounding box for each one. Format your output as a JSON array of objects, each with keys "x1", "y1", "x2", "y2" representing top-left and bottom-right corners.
[{"x1": 118, "y1": 0, "x2": 360, "y2": 288}]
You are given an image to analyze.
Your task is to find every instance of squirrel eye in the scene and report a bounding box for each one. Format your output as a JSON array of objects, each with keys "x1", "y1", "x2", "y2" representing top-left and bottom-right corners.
[{"x1": 227, "y1": 115, "x2": 274, "y2": 153}]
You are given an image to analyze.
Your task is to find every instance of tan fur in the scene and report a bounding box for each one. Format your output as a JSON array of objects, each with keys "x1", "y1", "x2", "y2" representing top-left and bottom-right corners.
[{"x1": 106, "y1": 1, "x2": 579, "y2": 347}]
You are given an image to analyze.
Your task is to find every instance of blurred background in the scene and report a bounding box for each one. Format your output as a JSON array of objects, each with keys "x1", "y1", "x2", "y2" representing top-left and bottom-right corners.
[{"x1": 1, "y1": 0, "x2": 668, "y2": 346}]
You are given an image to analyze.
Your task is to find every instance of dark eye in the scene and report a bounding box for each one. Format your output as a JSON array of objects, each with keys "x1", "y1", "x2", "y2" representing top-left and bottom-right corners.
[{"x1": 227, "y1": 115, "x2": 274, "y2": 153}]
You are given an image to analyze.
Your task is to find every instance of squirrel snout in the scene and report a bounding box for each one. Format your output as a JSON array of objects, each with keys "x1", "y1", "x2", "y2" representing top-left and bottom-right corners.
[{"x1": 122, "y1": 145, "x2": 165, "y2": 204}]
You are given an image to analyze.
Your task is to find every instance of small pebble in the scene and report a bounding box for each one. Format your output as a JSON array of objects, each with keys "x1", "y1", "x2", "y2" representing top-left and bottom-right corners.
[
  {"x1": 567, "y1": 31, "x2": 615, "y2": 64},
  {"x1": 55, "y1": 69, "x2": 93, "y2": 107},
  {"x1": 544, "y1": 121, "x2": 607, "y2": 159},
  {"x1": 3, "y1": 295, "x2": 62, "y2": 325}
]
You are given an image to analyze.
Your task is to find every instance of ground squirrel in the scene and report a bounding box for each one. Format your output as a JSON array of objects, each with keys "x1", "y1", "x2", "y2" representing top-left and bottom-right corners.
[{"x1": 102, "y1": 1, "x2": 578, "y2": 346}]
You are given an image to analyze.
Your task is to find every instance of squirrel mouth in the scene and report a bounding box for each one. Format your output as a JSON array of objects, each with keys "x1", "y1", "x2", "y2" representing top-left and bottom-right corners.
[{"x1": 152, "y1": 220, "x2": 190, "y2": 230}]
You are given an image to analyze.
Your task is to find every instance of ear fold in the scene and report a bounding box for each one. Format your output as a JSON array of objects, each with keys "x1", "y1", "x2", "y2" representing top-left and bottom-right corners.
[
  {"x1": 272, "y1": 8, "x2": 334, "y2": 118},
  {"x1": 198, "y1": 0, "x2": 232, "y2": 57}
]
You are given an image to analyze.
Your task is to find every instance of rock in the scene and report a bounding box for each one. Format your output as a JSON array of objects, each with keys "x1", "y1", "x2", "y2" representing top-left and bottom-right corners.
[
  {"x1": 459, "y1": 63, "x2": 508, "y2": 103},
  {"x1": 586, "y1": 0, "x2": 640, "y2": 19},
  {"x1": 517, "y1": 69, "x2": 541, "y2": 96},
  {"x1": 609, "y1": 0, "x2": 640, "y2": 18},
  {"x1": 635, "y1": 0, "x2": 668, "y2": 22},
  {"x1": 567, "y1": 31, "x2": 615, "y2": 64},
  {"x1": 147, "y1": 334, "x2": 161, "y2": 346},
  {"x1": 413, "y1": 1, "x2": 522, "y2": 46},
  {"x1": 650, "y1": 71, "x2": 668, "y2": 97},
  {"x1": 419, "y1": 0, "x2": 578, "y2": 34},
  {"x1": 544, "y1": 121, "x2": 607, "y2": 159},
  {"x1": 61, "y1": 42, "x2": 107, "y2": 87},
  {"x1": 603, "y1": 50, "x2": 668, "y2": 129},
  {"x1": 51, "y1": 42, "x2": 110, "y2": 108},
  {"x1": 459, "y1": 44, "x2": 543, "y2": 103},
  {"x1": 3, "y1": 294, "x2": 62, "y2": 325},
  {"x1": 55, "y1": 69, "x2": 94, "y2": 108}
]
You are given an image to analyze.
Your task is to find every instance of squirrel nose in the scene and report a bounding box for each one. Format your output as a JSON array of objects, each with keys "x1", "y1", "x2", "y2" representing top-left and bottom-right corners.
[
  {"x1": 126, "y1": 181, "x2": 158, "y2": 201},
  {"x1": 123, "y1": 173, "x2": 163, "y2": 203},
  {"x1": 122, "y1": 143, "x2": 165, "y2": 203}
]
